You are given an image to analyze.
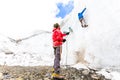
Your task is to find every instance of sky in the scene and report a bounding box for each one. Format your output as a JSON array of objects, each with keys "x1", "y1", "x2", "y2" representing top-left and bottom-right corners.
[
  {"x1": 56, "y1": 1, "x2": 74, "y2": 18},
  {"x1": 0, "y1": 0, "x2": 73, "y2": 39}
]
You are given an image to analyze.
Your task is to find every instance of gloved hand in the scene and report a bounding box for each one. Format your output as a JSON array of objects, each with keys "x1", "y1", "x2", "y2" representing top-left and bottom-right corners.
[
  {"x1": 65, "y1": 32, "x2": 70, "y2": 35},
  {"x1": 63, "y1": 31, "x2": 70, "y2": 35},
  {"x1": 63, "y1": 39, "x2": 66, "y2": 42}
]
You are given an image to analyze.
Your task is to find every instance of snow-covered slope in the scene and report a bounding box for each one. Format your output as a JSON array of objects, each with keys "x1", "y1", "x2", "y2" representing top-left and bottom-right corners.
[{"x1": 0, "y1": 31, "x2": 54, "y2": 66}]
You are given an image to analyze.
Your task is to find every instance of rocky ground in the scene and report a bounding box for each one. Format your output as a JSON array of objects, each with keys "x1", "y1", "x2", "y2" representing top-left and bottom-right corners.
[{"x1": 0, "y1": 65, "x2": 110, "y2": 80}]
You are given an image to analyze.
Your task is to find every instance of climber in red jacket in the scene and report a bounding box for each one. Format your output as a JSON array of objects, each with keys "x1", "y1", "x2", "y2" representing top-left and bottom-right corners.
[{"x1": 52, "y1": 23, "x2": 69, "y2": 79}]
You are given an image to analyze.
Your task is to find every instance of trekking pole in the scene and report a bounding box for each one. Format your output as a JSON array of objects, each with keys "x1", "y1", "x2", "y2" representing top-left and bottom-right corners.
[
  {"x1": 65, "y1": 27, "x2": 73, "y2": 68},
  {"x1": 65, "y1": 39, "x2": 68, "y2": 68}
]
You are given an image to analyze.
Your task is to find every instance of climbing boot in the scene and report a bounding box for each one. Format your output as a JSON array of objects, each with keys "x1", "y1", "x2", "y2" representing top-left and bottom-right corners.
[{"x1": 51, "y1": 73, "x2": 64, "y2": 79}]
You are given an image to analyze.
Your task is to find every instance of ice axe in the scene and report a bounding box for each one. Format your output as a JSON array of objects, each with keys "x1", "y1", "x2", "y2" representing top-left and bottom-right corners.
[{"x1": 68, "y1": 27, "x2": 73, "y2": 33}]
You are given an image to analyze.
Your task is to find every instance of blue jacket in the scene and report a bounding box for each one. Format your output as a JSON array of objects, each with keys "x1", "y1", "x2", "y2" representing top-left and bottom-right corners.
[{"x1": 78, "y1": 8, "x2": 86, "y2": 19}]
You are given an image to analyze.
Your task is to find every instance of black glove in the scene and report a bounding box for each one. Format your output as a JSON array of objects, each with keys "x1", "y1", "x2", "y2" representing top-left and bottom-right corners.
[
  {"x1": 63, "y1": 39, "x2": 66, "y2": 42},
  {"x1": 63, "y1": 31, "x2": 70, "y2": 35}
]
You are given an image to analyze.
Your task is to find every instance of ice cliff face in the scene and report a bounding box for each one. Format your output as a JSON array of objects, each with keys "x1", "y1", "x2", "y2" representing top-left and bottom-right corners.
[{"x1": 61, "y1": 0, "x2": 120, "y2": 68}]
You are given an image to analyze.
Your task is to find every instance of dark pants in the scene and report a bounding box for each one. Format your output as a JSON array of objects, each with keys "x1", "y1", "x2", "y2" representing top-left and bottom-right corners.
[
  {"x1": 53, "y1": 46, "x2": 61, "y2": 73},
  {"x1": 80, "y1": 18, "x2": 84, "y2": 27},
  {"x1": 80, "y1": 18, "x2": 88, "y2": 27}
]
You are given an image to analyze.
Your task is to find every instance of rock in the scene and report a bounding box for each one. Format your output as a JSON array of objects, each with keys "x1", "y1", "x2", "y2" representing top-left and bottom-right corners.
[
  {"x1": 0, "y1": 66, "x2": 109, "y2": 80},
  {"x1": 82, "y1": 69, "x2": 89, "y2": 75},
  {"x1": 91, "y1": 73, "x2": 100, "y2": 79},
  {"x1": 0, "y1": 72, "x2": 3, "y2": 80}
]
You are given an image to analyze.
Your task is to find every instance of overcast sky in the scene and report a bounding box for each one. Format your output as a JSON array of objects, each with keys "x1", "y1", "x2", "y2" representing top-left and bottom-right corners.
[{"x1": 0, "y1": 0, "x2": 73, "y2": 38}]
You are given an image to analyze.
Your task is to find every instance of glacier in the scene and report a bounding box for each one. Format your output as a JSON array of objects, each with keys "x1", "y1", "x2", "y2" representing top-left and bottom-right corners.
[{"x1": 0, "y1": 0, "x2": 120, "y2": 70}]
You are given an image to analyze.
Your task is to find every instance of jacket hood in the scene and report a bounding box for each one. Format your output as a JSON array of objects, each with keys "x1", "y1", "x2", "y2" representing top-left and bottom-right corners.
[{"x1": 52, "y1": 28, "x2": 60, "y2": 32}]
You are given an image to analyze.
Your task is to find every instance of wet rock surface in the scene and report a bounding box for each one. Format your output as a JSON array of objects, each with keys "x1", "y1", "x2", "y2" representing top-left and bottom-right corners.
[{"x1": 0, "y1": 65, "x2": 110, "y2": 80}]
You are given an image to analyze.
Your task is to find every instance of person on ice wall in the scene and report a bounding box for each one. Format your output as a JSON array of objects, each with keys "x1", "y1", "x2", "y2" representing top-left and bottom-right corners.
[
  {"x1": 78, "y1": 7, "x2": 88, "y2": 27},
  {"x1": 52, "y1": 23, "x2": 69, "y2": 79}
]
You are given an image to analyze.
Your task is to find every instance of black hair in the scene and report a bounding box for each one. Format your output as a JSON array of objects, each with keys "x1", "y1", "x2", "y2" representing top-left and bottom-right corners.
[{"x1": 53, "y1": 23, "x2": 60, "y2": 28}]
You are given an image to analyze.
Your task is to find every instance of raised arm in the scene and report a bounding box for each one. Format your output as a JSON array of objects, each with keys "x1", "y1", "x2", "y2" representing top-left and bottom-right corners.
[{"x1": 81, "y1": 8, "x2": 86, "y2": 14}]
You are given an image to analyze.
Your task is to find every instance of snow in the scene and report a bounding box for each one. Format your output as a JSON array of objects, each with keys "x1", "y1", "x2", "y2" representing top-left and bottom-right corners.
[
  {"x1": 71, "y1": 63, "x2": 88, "y2": 70},
  {"x1": 110, "y1": 72, "x2": 120, "y2": 80},
  {"x1": 0, "y1": 32, "x2": 54, "y2": 66},
  {"x1": 0, "y1": 0, "x2": 120, "y2": 79},
  {"x1": 96, "y1": 69, "x2": 120, "y2": 80}
]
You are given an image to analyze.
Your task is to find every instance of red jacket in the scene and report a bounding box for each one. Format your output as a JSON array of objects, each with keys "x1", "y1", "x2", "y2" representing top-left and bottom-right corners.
[{"x1": 52, "y1": 28, "x2": 66, "y2": 47}]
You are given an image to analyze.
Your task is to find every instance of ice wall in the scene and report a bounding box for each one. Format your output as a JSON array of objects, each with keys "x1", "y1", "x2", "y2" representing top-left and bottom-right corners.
[{"x1": 61, "y1": 0, "x2": 120, "y2": 68}]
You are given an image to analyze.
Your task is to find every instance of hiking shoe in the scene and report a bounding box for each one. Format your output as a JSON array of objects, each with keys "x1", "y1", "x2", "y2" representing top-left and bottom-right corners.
[
  {"x1": 83, "y1": 25, "x2": 88, "y2": 27},
  {"x1": 51, "y1": 73, "x2": 64, "y2": 79}
]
